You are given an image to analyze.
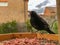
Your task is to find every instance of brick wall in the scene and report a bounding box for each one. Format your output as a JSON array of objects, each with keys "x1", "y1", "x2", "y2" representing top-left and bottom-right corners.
[
  {"x1": 44, "y1": 7, "x2": 56, "y2": 16},
  {"x1": 0, "y1": 0, "x2": 28, "y2": 32}
]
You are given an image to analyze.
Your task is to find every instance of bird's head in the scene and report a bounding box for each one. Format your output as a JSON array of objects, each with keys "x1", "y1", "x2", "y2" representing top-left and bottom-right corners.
[{"x1": 29, "y1": 11, "x2": 38, "y2": 18}]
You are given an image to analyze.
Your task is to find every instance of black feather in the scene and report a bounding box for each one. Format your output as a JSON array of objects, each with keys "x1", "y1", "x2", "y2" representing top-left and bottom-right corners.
[{"x1": 30, "y1": 11, "x2": 55, "y2": 34}]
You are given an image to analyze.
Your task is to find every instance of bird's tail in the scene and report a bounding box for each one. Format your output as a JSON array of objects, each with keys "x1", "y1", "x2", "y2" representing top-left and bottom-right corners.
[{"x1": 46, "y1": 28, "x2": 55, "y2": 34}]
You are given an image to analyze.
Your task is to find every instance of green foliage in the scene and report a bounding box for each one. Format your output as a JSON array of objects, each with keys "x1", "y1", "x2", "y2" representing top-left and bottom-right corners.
[
  {"x1": 0, "y1": 21, "x2": 18, "y2": 34},
  {"x1": 26, "y1": 20, "x2": 33, "y2": 32},
  {"x1": 52, "y1": 21, "x2": 58, "y2": 34}
]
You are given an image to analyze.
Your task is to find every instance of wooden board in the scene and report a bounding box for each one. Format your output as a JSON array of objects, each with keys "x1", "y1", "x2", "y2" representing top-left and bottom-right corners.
[{"x1": 0, "y1": 33, "x2": 59, "y2": 41}]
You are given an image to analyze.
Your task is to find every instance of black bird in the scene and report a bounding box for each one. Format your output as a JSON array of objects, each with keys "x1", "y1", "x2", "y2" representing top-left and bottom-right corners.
[{"x1": 29, "y1": 11, "x2": 55, "y2": 34}]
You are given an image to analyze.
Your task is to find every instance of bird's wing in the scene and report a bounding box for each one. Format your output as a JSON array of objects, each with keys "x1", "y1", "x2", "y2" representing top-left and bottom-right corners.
[{"x1": 37, "y1": 15, "x2": 49, "y2": 28}]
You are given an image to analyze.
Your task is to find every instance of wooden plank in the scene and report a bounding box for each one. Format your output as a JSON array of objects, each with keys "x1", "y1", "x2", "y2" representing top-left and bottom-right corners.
[
  {"x1": 0, "y1": 33, "x2": 59, "y2": 41},
  {"x1": 37, "y1": 33, "x2": 59, "y2": 40},
  {"x1": 0, "y1": 34, "x2": 13, "y2": 41},
  {"x1": 0, "y1": 0, "x2": 8, "y2": 2},
  {"x1": 13, "y1": 33, "x2": 37, "y2": 38}
]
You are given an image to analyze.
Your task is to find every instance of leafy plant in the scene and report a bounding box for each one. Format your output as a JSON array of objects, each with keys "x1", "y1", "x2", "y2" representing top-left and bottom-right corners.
[
  {"x1": 51, "y1": 21, "x2": 58, "y2": 34},
  {"x1": 0, "y1": 21, "x2": 18, "y2": 34},
  {"x1": 26, "y1": 20, "x2": 33, "y2": 32}
]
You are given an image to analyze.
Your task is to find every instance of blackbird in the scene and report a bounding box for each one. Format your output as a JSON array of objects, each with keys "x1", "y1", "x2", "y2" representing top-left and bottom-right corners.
[{"x1": 29, "y1": 11, "x2": 55, "y2": 34}]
